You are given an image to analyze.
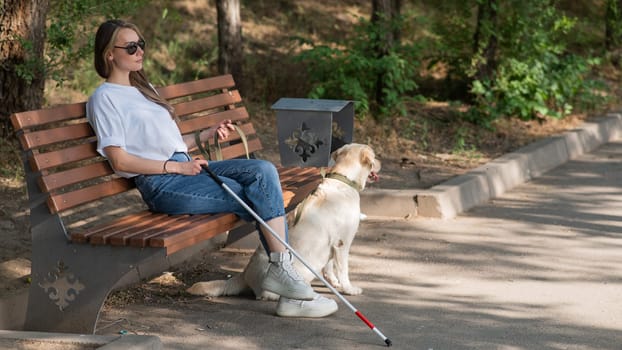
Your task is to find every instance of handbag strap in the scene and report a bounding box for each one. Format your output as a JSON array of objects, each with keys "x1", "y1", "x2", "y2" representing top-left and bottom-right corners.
[
  {"x1": 195, "y1": 130, "x2": 212, "y2": 160},
  {"x1": 195, "y1": 124, "x2": 250, "y2": 161}
]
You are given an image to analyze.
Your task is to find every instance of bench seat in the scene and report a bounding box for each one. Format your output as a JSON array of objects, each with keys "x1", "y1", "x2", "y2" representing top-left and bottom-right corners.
[{"x1": 69, "y1": 166, "x2": 321, "y2": 254}]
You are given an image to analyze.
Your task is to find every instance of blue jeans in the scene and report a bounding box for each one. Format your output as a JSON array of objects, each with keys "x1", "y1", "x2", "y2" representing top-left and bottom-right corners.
[{"x1": 134, "y1": 152, "x2": 287, "y2": 253}]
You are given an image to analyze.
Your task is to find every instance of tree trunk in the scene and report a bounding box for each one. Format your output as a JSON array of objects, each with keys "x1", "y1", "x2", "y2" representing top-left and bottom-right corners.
[
  {"x1": 606, "y1": 0, "x2": 622, "y2": 57},
  {"x1": 472, "y1": 0, "x2": 498, "y2": 82},
  {"x1": 371, "y1": 0, "x2": 401, "y2": 110},
  {"x1": 606, "y1": 0, "x2": 616, "y2": 51},
  {"x1": 216, "y1": 0, "x2": 244, "y2": 94},
  {"x1": 0, "y1": 0, "x2": 49, "y2": 137}
]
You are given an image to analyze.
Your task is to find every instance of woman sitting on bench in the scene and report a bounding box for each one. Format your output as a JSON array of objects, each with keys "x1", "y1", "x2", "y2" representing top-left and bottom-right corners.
[{"x1": 86, "y1": 19, "x2": 337, "y2": 318}]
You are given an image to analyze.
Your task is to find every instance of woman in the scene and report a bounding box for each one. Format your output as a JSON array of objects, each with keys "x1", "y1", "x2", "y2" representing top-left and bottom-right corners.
[{"x1": 87, "y1": 19, "x2": 337, "y2": 318}]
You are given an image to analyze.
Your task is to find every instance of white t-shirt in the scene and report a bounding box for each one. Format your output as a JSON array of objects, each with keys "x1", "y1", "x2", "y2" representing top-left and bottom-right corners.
[{"x1": 87, "y1": 82, "x2": 188, "y2": 178}]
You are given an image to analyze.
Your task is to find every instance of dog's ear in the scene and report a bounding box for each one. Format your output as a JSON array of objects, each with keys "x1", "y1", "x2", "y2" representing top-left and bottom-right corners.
[
  {"x1": 360, "y1": 146, "x2": 375, "y2": 168},
  {"x1": 331, "y1": 146, "x2": 345, "y2": 163}
]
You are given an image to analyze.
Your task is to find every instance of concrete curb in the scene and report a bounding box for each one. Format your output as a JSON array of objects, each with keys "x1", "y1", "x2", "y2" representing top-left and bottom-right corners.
[
  {"x1": 361, "y1": 112, "x2": 622, "y2": 219},
  {"x1": 0, "y1": 330, "x2": 162, "y2": 349}
]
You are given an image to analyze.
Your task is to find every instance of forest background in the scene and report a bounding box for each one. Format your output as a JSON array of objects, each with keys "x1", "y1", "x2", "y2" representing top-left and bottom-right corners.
[{"x1": 2, "y1": 0, "x2": 622, "y2": 190}]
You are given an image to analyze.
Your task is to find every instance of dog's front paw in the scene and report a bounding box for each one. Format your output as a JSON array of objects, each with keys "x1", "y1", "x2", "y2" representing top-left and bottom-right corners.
[
  {"x1": 342, "y1": 285, "x2": 363, "y2": 295},
  {"x1": 187, "y1": 282, "x2": 218, "y2": 296},
  {"x1": 325, "y1": 276, "x2": 340, "y2": 289},
  {"x1": 256, "y1": 290, "x2": 281, "y2": 301}
]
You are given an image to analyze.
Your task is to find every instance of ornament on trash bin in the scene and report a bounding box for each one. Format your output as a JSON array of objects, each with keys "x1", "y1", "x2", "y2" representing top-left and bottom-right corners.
[{"x1": 285, "y1": 122, "x2": 325, "y2": 162}]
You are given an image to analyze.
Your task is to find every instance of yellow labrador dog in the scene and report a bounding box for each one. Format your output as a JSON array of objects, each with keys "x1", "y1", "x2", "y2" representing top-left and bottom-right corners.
[{"x1": 187, "y1": 143, "x2": 381, "y2": 300}]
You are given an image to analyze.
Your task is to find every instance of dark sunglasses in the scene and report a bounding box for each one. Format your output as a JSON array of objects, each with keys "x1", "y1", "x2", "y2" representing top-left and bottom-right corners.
[{"x1": 114, "y1": 39, "x2": 145, "y2": 55}]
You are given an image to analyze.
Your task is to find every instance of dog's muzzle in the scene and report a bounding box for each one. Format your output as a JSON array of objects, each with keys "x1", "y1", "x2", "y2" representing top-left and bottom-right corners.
[{"x1": 368, "y1": 171, "x2": 379, "y2": 182}]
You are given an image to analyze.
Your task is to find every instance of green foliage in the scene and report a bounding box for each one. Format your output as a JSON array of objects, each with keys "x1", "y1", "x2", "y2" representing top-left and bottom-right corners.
[
  {"x1": 466, "y1": 0, "x2": 610, "y2": 125},
  {"x1": 15, "y1": 0, "x2": 148, "y2": 86},
  {"x1": 138, "y1": 7, "x2": 219, "y2": 87},
  {"x1": 17, "y1": 0, "x2": 617, "y2": 128},
  {"x1": 13, "y1": 37, "x2": 40, "y2": 84},
  {"x1": 15, "y1": 1, "x2": 217, "y2": 95},
  {"x1": 294, "y1": 13, "x2": 419, "y2": 120}
]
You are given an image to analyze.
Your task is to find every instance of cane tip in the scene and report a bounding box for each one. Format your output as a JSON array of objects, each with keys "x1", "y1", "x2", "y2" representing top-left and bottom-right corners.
[{"x1": 385, "y1": 338, "x2": 392, "y2": 347}]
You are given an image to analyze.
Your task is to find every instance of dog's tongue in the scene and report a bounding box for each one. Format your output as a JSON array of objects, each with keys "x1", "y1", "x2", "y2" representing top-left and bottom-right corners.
[{"x1": 369, "y1": 171, "x2": 379, "y2": 182}]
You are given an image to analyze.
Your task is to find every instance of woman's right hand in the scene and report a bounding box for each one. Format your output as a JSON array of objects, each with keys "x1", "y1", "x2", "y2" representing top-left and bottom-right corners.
[{"x1": 169, "y1": 158, "x2": 209, "y2": 175}]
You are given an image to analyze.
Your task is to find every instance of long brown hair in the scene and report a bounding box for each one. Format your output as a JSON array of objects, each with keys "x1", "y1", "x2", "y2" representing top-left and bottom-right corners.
[{"x1": 94, "y1": 19, "x2": 175, "y2": 117}]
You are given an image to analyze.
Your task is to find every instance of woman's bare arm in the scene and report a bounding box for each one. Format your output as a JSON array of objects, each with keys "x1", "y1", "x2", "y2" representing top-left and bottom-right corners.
[{"x1": 104, "y1": 146, "x2": 207, "y2": 175}]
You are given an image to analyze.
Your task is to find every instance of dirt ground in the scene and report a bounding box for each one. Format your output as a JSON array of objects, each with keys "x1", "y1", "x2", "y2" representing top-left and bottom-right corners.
[{"x1": 0, "y1": 338, "x2": 96, "y2": 350}]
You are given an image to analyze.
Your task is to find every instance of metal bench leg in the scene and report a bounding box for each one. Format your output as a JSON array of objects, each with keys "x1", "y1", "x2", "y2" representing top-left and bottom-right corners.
[{"x1": 25, "y1": 215, "x2": 165, "y2": 334}]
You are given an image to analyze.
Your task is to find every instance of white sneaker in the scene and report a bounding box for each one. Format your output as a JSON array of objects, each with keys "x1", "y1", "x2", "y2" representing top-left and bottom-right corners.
[
  {"x1": 276, "y1": 294, "x2": 338, "y2": 318},
  {"x1": 261, "y1": 251, "x2": 315, "y2": 300}
]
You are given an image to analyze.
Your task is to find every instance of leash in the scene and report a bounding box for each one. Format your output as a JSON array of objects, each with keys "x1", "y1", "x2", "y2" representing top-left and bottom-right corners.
[{"x1": 195, "y1": 123, "x2": 250, "y2": 161}]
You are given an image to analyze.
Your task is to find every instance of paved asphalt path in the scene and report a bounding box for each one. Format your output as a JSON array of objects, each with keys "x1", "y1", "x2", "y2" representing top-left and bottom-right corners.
[{"x1": 97, "y1": 141, "x2": 622, "y2": 349}]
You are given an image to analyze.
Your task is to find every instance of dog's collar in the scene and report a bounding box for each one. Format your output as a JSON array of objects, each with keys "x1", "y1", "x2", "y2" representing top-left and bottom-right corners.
[
  {"x1": 293, "y1": 171, "x2": 361, "y2": 226},
  {"x1": 325, "y1": 172, "x2": 362, "y2": 191}
]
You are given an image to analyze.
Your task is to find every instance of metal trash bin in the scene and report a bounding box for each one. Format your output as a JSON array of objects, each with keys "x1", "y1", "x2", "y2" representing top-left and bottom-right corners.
[{"x1": 271, "y1": 98, "x2": 354, "y2": 167}]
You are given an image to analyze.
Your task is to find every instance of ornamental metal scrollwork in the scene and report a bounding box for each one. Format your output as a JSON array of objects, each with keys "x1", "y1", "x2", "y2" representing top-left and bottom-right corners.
[
  {"x1": 285, "y1": 122, "x2": 324, "y2": 162},
  {"x1": 39, "y1": 260, "x2": 85, "y2": 311}
]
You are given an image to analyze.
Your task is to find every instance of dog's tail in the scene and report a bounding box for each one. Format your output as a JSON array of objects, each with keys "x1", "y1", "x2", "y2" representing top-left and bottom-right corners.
[{"x1": 186, "y1": 274, "x2": 248, "y2": 297}]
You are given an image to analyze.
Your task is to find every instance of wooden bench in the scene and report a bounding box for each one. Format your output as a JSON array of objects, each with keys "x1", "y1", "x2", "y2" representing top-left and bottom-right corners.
[{"x1": 11, "y1": 74, "x2": 323, "y2": 334}]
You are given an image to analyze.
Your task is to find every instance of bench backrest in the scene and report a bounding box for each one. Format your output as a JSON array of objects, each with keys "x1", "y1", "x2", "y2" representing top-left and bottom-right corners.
[{"x1": 11, "y1": 75, "x2": 260, "y2": 216}]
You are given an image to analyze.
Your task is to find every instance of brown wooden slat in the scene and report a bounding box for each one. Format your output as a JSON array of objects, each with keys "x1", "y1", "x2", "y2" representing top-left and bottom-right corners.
[
  {"x1": 30, "y1": 142, "x2": 98, "y2": 171},
  {"x1": 284, "y1": 177, "x2": 322, "y2": 210},
  {"x1": 182, "y1": 121, "x2": 255, "y2": 148},
  {"x1": 162, "y1": 215, "x2": 241, "y2": 255},
  {"x1": 177, "y1": 108, "x2": 249, "y2": 134},
  {"x1": 279, "y1": 167, "x2": 311, "y2": 179},
  {"x1": 216, "y1": 138, "x2": 262, "y2": 160},
  {"x1": 173, "y1": 90, "x2": 242, "y2": 117},
  {"x1": 281, "y1": 170, "x2": 322, "y2": 189},
  {"x1": 149, "y1": 213, "x2": 238, "y2": 247},
  {"x1": 129, "y1": 215, "x2": 210, "y2": 247},
  {"x1": 87, "y1": 212, "x2": 168, "y2": 245},
  {"x1": 280, "y1": 169, "x2": 321, "y2": 187},
  {"x1": 151, "y1": 213, "x2": 237, "y2": 247},
  {"x1": 70, "y1": 211, "x2": 155, "y2": 243},
  {"x1": 282, "y1": 172, "x2": 323, "y2": 187},
  {"x1": 278, "y1": 166, "x2": 322, "y2": 178},
  {"x1": 19, "y1": 122, "x2": 92, "y2": 150},
  {"x1": 108, "y1": 215, "x2": 192, "y2": 246},
  {"x1": 216, "y1": 123, "x2": 257, "y2": 143},
  {"x1": 156, "y1": 75, "x2": 235, "y2": 100},
  {"x1": 283, "y1": 191, "x2": 295, "y2": 206},
  {"x1": 39, "y1": 161, "x2": 113, "y2": 192},
  {"x1": 47, "y1": 177, "x2": 134, "y2": 213},
  {"x1": 10, "y1": 103, "x2": 86, "y2": 130}
]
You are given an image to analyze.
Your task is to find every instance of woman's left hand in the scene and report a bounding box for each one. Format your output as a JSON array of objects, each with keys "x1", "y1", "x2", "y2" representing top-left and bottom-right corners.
[{"x1": 215, "y1": 119, "x2": 236, "y2": 141}]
